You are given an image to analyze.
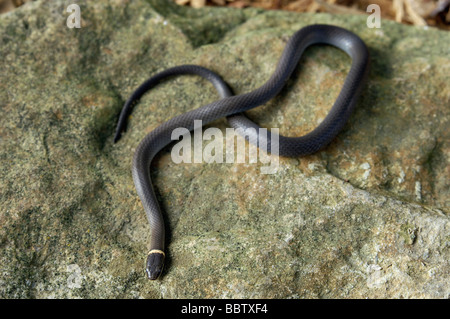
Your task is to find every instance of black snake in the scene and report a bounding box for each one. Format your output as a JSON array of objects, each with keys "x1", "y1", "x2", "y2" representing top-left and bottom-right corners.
[{"x1": 114, "y1": 25, "x2": 370, "y2": 280}]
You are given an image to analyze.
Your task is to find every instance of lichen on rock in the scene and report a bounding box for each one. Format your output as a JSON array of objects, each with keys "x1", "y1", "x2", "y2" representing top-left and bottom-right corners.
[{"x1": 0, "y1": 0, "x2": 448, "y2": 298}]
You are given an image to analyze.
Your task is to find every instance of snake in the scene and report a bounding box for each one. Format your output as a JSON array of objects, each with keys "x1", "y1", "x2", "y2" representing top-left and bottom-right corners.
[{"x1": 114, "y1": 25, "x2": 369, "y2": 280}]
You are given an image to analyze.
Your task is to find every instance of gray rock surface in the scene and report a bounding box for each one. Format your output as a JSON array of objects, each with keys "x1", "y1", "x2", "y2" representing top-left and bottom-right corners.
[{"x1": 0, "y1": 0, "x2": 448, "y2": 298}]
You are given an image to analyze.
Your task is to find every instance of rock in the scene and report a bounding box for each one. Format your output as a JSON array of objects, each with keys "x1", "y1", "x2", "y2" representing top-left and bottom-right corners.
[{"x1": 0, "y1": 0, "x2": 448, "y2": 298}]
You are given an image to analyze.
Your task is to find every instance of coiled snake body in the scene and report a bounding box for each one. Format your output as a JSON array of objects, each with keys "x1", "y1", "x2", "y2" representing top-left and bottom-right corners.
[{"x1": 114, "y1": 25, "x2": 369, "y2": 280}]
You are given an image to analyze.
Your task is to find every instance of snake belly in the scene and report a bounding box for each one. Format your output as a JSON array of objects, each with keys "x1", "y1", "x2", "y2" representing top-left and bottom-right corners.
[{"x1": 114, "y1": 25, "x2": 370, "y2": 280}]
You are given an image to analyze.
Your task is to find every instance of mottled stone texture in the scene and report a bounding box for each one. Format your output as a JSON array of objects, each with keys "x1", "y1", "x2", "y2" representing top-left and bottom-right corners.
[{"x1": 0, "y1": 0, "x2": 448, "y2": 298}]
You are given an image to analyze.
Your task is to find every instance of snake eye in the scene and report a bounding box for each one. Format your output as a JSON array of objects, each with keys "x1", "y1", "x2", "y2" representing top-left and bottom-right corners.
[{"x1": 146, "y1": 250, "x2": 165, "y2": 280}]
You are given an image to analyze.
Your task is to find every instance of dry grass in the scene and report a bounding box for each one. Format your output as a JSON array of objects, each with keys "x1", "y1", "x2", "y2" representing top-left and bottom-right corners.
[{"x1": 1, "y1": 0, "x2": 449, "y2": 30}]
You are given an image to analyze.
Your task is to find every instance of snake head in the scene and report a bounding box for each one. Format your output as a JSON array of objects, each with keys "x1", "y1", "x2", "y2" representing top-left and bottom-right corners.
[{"x1": 146, "y1": 250, "x2": 165, "y2": 280}]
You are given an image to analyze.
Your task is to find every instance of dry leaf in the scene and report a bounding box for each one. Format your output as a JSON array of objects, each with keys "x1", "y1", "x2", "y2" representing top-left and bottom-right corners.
[
  {"x1": 191, "y1": 0, "x2": 206, "y2": 8},
  {"x1": 175, "y1": 0, "x2": 190, "y2": 5}
]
